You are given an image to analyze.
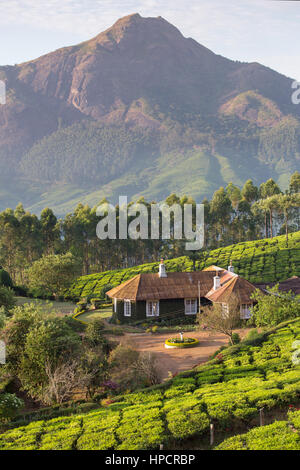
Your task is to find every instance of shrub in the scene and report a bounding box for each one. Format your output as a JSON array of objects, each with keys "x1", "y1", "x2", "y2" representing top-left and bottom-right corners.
[
  {"x1": 215, "y1": 435, "x2": 246, "y2": 450},
  {"x1": 217, "y1": 421, "x2": 300, "y2": 450},
  {"x1": 243, "y1": 329, "x2": 265, "y2": 346},
  {"x1": 0, "y1": 268, "x2": 13, "y2": 288},
  {"x1": 84, "y1": 319, "x2": 106, "y2": 346},
  {"x1": 73, "y1": 307, "x2": 86, "y2": 315},
  {"x1": 165, "y1": 338, "x2": 199, "y2": 348},
  {"x1": 99, "y1": 302, "x2": 112, "y2": 309},
  {"x1": 76, "y1": 300, "x2": 87, "y2": 310},
  {"x1": 0, "y1": 286, "x2": 16, "y2": 312},
  {"x1": 288, "y1": 409, "x2": 300, "y2": 430},
  {"x1": 77, "y1": 411, "x2": 119, "y2": 450},
  {"x1": 13, "y1": 285, "x2": 28, "y2": 297},
  {"x1": 231, "y1": 333, "x2": 241, "y2": 345},
  {"x1": 116, "y1": 407, "x2": 164, "y2": 450},
  {"x1": 39, "y1": 417, "x2": 82, "y2": 450},
  {"x1": 1, "y1": 318, "x2": 299, "y2": 450},
  {"x1": 0, "y1": 394, "x2": 24, "y2": 423},
  {"x1": 100, "y1": 284, "x2": 114, "y2": 300},
  {"x1": 251, "y1": 285, "x2": 300, "y2": 327},
  {"x1": 28, "y1": 287, "x2": 54, "y2": 300},
  {"x1": 166, "y1": 407, "x2": 209, "y2": 439}
]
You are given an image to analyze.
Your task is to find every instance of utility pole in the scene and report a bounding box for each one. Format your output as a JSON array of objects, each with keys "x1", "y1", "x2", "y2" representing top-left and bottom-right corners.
[{"x1": 198, "y1": 281, "x2": 201, "y2": 314}]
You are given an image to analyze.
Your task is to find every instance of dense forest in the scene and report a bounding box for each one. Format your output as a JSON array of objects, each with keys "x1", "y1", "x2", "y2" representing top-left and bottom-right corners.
[
  {"x1": 15, "y1": 112, "x2": 300, "y2": 214},
  {"x1": 20, "y1": 123, "x2": 159, "y2": 186},
  {"x1": 0, "y1": 173, "x2": 299, "y2": 289}
]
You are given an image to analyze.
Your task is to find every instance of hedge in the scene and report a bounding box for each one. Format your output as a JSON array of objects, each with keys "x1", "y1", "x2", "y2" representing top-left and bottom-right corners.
[{"x1": 165, "y1": 338, "x2": 199, "y2": 348}]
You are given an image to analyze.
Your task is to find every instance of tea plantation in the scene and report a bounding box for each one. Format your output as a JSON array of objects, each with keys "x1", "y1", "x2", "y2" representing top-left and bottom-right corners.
[
  {"x1": 66, "y1": 232, "x2": 300, "y2": 301},
  {"x1": 215, "y1": 410, "x2": 300, "y2": 450},
  {"x1": 0, "y1": 319, "x2": 299, "y2": 450}
]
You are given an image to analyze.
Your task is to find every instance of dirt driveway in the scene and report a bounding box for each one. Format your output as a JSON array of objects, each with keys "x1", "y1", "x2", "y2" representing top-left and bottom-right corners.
[{"x1": 122, "y1": 329, "x2": 251, "y2": 380}]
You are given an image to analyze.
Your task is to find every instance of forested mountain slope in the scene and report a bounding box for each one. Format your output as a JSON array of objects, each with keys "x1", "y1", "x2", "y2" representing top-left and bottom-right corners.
[{"x1": 0, "y1": 14, "x2": 300, "y2": 213}]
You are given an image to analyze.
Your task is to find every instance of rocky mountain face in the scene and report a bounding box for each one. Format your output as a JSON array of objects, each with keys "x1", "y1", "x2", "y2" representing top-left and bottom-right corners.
[{"x1": 0, "y1": 13, "x2": 299, "y2": 214}]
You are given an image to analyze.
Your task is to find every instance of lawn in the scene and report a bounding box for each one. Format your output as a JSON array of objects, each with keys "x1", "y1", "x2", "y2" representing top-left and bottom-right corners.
[
  {"x1": 75, "y1": 308, "x2": 112, "y2": 323},
  {"x1": 15, "y1": 297, "x2": 75, "y2": 316},
  {"x1": 73, "y1": 309, "x2": 145, "y2": 334}
]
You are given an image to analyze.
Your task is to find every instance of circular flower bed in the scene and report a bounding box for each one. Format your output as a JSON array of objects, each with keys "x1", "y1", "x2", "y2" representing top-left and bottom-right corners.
[{"x1": 165, "y1": 338, "x2": 199, "y2": 349}]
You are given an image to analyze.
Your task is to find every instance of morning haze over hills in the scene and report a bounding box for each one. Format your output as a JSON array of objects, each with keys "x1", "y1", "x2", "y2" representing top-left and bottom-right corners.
[{"x1": 0, "y1": 13, "x2": 299, "y2": 214}]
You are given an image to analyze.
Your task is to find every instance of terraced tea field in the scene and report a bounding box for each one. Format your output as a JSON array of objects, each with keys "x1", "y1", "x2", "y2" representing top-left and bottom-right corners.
[
  {"x1": 1, "y1": 319, "x2": 299, "y2": 450},
  {"x1": 66, "y1": 232, "x2": 300, "y2": 301},
  {"x1": 216, "y1": 410, "x2": 300, "y2": 450}
]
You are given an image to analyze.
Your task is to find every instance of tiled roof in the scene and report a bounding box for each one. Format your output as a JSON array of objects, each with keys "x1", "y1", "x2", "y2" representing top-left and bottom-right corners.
[
  {"x1": 106, "y1": 266, "x2": 249, "y2": 301},
  {"x1": 255, "y1": 276, "x2": 300, "y2": 296},
  {"x1": 206, "y1": 274, "x2": 259, "y2": 304},
  {"x1": 106, "y1": 275, "x2": 141, "y2": 301},
  {"x1": 202, "y1": 265, "x2": 225, "y2": 272}
]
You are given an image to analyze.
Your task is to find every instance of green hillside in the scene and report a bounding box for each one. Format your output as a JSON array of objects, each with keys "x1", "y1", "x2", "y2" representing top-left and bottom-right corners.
[
  {"x1": 216, "y1": 410, "x2": 300, "y2": 450},
  {"x1": 0, "y1": 319, "x2": 299, "y2": 450},
  {"x1": 16, "y1": 113, "x2": 300, "y2": 215},
  {"x1": 66, "y1": 232, "x2": 300, "y2": 301},
  {"x1": 2, "y1": 14, "x2": 300, "y2": 213}
]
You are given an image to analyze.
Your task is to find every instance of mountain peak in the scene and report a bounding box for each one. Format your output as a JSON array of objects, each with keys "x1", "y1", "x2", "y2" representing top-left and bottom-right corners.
[
  {"x1": 108, "y1": 12, "x2": 142, "y2": 31},
  {"x1": 91, "y1": 13, "x2": 183, "y2": 46},
  {"x1": 1, "y1": 13, "x2": 299, "y2": 214},
  {"x1": 114, "y1": 12, "x2": 142, "y2": 23}
]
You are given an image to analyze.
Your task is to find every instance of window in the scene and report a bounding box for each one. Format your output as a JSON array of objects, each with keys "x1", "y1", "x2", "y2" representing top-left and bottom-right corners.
[
  {"x1": 146, "y1": 301, "x2": 159, "y2": 317},
  {"x1": 185, "y1": 298, "x2": 197, "y2": 315},
  {"x1": 222, "y1": 303, "x2": 229, "y2": 315},
  {"x1": 240, "y1": 304, "x2": 252, "y2": 319},
  {"x1": 124, "y1": 300, "x2": 131, "y2": 317}
]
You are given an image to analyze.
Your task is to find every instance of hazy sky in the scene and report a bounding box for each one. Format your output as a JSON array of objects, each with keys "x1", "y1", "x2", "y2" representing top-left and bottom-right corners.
[{"x1": 0, "y1": 0, "x2": 299, "y2": 80}]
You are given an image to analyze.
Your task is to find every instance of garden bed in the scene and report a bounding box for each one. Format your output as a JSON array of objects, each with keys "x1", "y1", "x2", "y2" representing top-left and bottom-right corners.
[{"x1": 165, "y1": 338, "x2": 199, "y2": 349}]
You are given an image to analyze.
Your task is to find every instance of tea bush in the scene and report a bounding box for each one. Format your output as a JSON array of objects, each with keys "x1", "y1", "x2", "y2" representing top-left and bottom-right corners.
[
  {"x1": 66, "y1": 232, "x2": 300, "y2": 300},
  {"x1": 0, "y1": 319, "x2": 299, "y2": 450},
  {"x1": 216, "y1": 411, "x2": 300, "y2": 450}
]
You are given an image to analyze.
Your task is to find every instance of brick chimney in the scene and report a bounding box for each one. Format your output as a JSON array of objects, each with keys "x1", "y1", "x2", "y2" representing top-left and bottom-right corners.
[{"x1": 159, "y1": 258, "x2": 167, "y2": 278}]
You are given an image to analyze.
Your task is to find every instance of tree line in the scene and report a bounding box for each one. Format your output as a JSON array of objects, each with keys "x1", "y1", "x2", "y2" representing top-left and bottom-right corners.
[{"x1": 0, "y1": 173, "x2": 299, "y2": 287}]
